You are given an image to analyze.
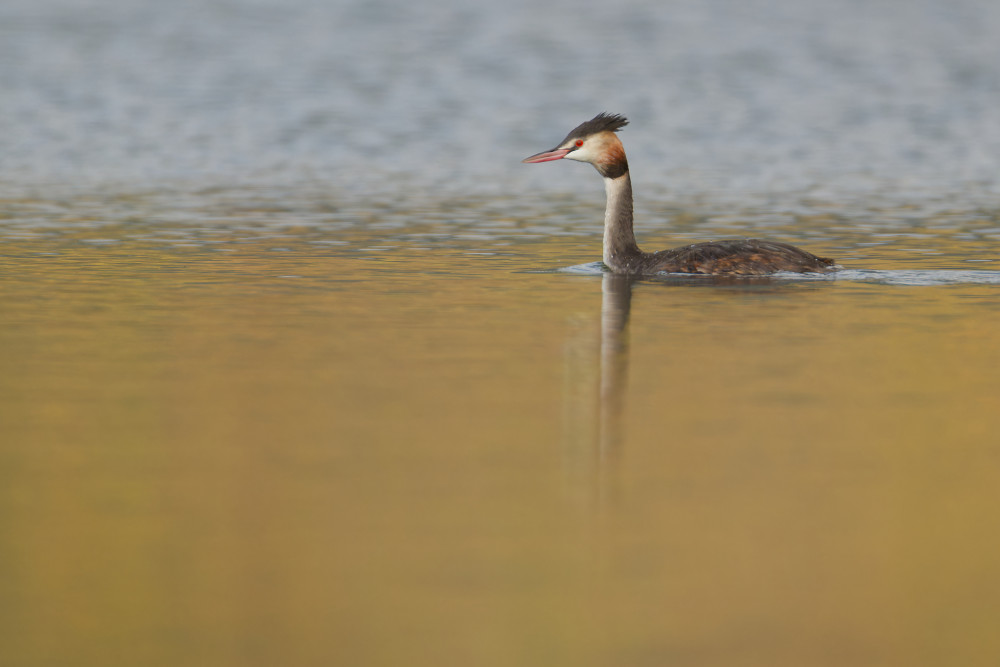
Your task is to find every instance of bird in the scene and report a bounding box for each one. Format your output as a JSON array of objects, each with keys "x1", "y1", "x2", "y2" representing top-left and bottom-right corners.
[{"x1": 522, "y1": 113, "x2": 836, "y2": 276}]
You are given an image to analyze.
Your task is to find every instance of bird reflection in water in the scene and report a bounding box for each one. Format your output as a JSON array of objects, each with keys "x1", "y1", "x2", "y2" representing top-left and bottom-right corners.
[
  {"x1": 562, "y1": 271, "x2": 786, "y2": 504},
  {"x1": 597, "y1": 272, "x2": 633, "y2": 458},
  {"x1": 561, "y1": 272, "x2": 634, "y2": 505}
]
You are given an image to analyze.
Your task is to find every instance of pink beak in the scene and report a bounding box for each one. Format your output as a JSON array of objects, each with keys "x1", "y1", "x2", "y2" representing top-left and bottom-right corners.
[{"x1": 522, "y1": 148, "x2": 571, "y2": 163}]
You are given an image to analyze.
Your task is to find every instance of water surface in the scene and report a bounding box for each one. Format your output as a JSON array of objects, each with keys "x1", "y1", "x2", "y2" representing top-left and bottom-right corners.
[
  {"x1": 3, "y1": 0, "x2": 1000, "y2": 665},
  {"x1": 3, "y1": 188, "x2": 1000, "y2": 666}
]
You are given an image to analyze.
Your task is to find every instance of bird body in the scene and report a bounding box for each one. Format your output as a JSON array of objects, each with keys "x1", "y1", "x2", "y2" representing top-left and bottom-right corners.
[{"x1": 523, "y1": 113, "x2": 836, "y2": 276}]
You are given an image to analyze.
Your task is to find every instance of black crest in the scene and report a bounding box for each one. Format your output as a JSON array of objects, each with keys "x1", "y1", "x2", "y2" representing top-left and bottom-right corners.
[{"x1": 562, "y1": 112, "x2": 629, "y2": 143}]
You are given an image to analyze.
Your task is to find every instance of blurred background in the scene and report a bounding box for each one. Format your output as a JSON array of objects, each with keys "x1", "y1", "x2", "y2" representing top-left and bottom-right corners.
[
  {"x1": 3, "y1": 0, "x2": 1000, "y2": 200},
  {"x1": 3, "y1": 2, "x2": 1000, "y2": 666}
]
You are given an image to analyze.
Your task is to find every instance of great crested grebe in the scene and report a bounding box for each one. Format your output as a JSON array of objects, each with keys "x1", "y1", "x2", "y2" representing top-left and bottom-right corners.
[{"x1": 523, "y1": 113, "x2": 836, "y2": 275}]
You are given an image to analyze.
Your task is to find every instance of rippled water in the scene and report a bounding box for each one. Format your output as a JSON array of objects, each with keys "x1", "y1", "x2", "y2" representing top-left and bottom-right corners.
[
  {"x1": 4, "y1": 0, "x2": 1000, "y2": 199},
  {"x1": 4, "y1": 1, "x2": 1000, "y2": 666}
]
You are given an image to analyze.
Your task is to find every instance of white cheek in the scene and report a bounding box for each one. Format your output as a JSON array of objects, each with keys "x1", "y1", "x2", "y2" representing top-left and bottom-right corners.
[{"x1": 565, "y1": 147, "x2": 594, "y2": 162}]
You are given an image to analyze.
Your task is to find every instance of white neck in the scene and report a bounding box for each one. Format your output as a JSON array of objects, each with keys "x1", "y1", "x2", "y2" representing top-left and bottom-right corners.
[{"x1": 602, "y1": 172, "x2": 641, "y2": 269}]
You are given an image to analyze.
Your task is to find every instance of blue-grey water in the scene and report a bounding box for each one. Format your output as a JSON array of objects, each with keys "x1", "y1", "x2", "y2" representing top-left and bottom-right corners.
[
  {"x1": 4, "y1": 0, "x2": 1000, "y2": 202},
  {"x1": 5, "y1": 2, "x2": 1000, "y2": 666}
]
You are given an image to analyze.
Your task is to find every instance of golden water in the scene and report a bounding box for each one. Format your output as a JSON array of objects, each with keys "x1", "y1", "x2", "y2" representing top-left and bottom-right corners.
[{"x1": 2, "y1": 193, "x2": 1000, "y2": 666}]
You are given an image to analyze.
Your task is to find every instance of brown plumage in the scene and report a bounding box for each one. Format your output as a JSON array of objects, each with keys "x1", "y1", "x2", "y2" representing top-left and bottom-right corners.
[{"x1": 523, "y1": 113, "x2": 836, "y2": 276}]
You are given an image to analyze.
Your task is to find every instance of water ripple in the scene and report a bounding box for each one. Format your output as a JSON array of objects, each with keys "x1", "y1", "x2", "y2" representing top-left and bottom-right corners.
[{"x1": 557, "y1": 263, "x2": 1000, "y2": 286}]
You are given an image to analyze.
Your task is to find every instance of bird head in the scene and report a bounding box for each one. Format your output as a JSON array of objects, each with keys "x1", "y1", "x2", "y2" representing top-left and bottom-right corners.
[{"x1": 522, "y1": 112, "x2": 629, "y2": 178}]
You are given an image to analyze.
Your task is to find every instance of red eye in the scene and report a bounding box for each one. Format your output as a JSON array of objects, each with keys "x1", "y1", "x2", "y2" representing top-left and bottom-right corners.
[{"x1": 575, "y1": 139, "x2": 584, "y2": 147}]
